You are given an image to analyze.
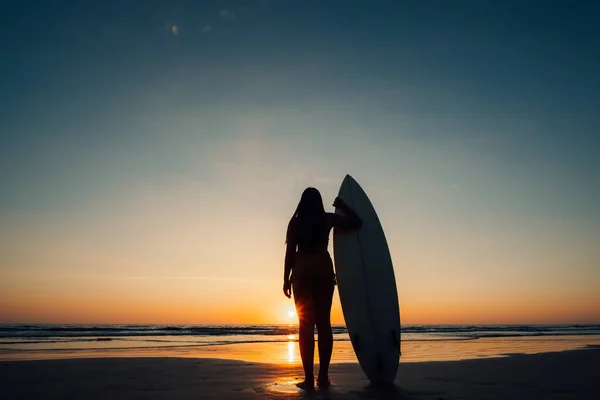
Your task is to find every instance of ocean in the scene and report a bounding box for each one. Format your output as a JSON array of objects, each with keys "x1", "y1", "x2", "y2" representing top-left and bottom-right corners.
[{"x1": 2, "y1": 324, "x2": 599, "y2": 355}]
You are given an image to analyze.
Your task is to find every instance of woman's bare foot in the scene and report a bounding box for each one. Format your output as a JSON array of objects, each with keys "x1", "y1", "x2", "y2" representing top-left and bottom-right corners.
[
  {"x1": 317, "y1": 377, "x2": 331, "y2": 389},
  {"x1": 296, "y1": 380, "x2": 315, "y2": 391}
]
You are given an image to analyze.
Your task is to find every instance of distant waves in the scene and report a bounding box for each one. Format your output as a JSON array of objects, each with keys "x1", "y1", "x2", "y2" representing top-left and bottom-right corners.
[{"x1": 1, "y1": 324, "x2": 599, "y2": 347}]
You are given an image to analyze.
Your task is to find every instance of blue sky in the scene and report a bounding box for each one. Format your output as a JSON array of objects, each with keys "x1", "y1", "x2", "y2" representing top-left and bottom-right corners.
[{"x1": 0, "y1": 1, "x2": 598, "y2": 323}]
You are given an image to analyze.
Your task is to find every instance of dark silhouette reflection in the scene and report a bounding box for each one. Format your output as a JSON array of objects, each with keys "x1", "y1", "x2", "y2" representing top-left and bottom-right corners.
[
  {"x1": 363, "y1": 382, "x2": 409, "y2": 399},
  {"x1": 293, "y1": 382, "x2": 415, "y2": 400}
]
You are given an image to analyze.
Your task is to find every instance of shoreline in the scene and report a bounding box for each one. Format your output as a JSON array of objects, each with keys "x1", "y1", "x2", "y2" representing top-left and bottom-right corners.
[
  {"x1": 2, "y1": 334, "x2": 600, "y2": 364},
  {"x1": 2, "y1": 347, "x2": 599, "y2": 399}
]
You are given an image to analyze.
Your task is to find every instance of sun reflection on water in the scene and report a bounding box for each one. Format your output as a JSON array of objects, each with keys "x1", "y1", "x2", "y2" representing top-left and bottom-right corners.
[{"x1": 287, "y1": 341, "x2": 295, "y2": 363}]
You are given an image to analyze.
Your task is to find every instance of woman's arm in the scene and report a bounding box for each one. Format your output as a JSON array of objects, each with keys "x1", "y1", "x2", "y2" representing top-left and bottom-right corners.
[
  {"x1": 283, "y1": 219, "x2": 296, "y2": 298},
  {"x1": 332, "y1": 197, "x2": 363, "y2": 230},
  {"x1": 284, "y1": 243, "x2": 295, "y2": 282}
]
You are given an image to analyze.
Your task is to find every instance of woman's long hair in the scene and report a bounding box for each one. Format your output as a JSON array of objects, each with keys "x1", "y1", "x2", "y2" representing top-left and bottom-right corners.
[{"x1": 287, "y1": 187, "x2": 326, "y2": 246}]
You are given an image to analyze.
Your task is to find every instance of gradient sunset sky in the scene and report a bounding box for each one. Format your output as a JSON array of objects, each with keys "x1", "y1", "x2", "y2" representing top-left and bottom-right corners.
[{"x1": 1, "y1": 1, "x2": 599, "y2": 325}]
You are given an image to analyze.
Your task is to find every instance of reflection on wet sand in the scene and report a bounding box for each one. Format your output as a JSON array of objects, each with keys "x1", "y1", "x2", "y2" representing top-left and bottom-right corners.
[{"x1": 287, "y1": 341, "x2": 295, "y2": 363}]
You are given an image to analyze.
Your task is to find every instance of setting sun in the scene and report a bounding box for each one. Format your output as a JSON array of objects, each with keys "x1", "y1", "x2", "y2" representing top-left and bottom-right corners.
[{"x1": 287, "y1": 310, "x2": 296, "y2": 319}]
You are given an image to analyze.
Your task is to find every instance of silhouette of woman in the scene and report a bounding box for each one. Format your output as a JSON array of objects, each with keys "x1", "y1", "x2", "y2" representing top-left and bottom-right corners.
[{"x1": 283, "y1": 187, "x2": 362, "y2": 390}]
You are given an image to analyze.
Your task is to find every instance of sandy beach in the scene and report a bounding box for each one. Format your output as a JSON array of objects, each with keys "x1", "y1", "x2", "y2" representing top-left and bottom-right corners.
[{"x1": 2, "y1": 346, "x2": 598, "y2": 399}]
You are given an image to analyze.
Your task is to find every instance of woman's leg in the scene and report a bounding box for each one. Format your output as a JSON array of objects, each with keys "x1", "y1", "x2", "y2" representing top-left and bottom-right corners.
[
  {"x1": 314, "y1": 276, "x2": 335, "y2": 386},
  {"x1": 293, "y1": 279, "x2": 316, "y2": 388}
]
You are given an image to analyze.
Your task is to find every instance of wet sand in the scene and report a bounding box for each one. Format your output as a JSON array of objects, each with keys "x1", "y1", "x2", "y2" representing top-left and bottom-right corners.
[{"x1": 2, "y1": 347, "x2": 599, "y2": 399}]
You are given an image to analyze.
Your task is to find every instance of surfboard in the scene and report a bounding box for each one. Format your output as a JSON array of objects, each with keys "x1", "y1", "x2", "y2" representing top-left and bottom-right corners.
[{"x1": 333, "y1": 174, "x2": 401, "y2": 384}]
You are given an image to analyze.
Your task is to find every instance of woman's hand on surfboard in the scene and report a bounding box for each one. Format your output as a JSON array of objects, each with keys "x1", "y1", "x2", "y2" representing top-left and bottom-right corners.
[
  {"x1": 333, "y1": 196, "x2": 363, "y2": 229},
  {"x1": 333, "y1": 197, "x2": 347, "y2": 208},
  {"x1": 283, "y1": 278, "x2": 292, "y2": 298}
]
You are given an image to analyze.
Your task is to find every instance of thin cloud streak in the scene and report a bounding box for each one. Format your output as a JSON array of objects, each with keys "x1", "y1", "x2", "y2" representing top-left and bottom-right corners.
[
  {"x1": 121, "y1": 275, "x2": 252, "y2": 281},
  {"x1": 220, "y1": 10, "x2": 234, "y2": 20}
]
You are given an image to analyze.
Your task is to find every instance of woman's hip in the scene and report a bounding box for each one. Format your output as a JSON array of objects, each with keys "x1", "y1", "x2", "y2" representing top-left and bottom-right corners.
[{"x1": 291, "y1": 251, "x2": 334, "y2": 282}]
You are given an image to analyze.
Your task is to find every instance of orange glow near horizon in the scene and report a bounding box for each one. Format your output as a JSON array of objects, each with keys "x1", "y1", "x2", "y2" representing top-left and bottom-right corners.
[
  {"x1": 1, "y1": 297, "x2": 598, "y2": 325},
  {"x1": 1, "y1": 272, "x2": 598, "y2": 325},
  {"x1": 1, "y1": 192, "x2": 599, "y2": 326}
]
